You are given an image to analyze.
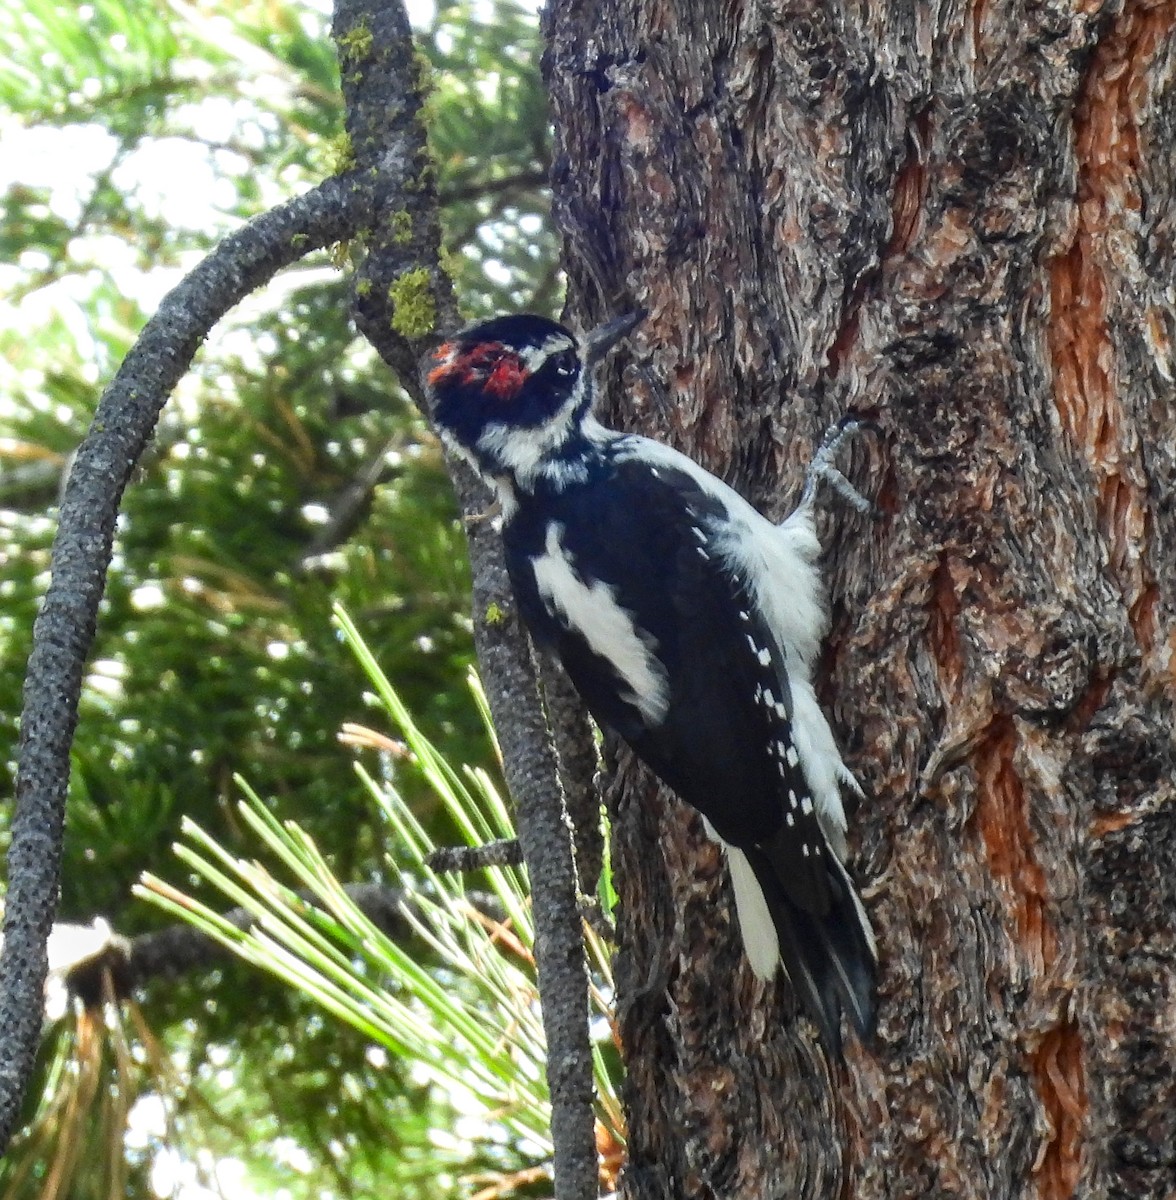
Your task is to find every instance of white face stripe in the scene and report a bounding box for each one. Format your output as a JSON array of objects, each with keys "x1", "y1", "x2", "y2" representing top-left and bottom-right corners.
[
  {"x1": 478, "y1": 421, "x2": 567, "y2": 478},
  {"x1": 520, "y1": 333, "x2": 576, "y2": 372},
  {"x1": 531, "y1": 522, "x2": 669, "y2": 725},
  {"x1": 476, "y1": 365, "x2": 593, "y2": 485}
]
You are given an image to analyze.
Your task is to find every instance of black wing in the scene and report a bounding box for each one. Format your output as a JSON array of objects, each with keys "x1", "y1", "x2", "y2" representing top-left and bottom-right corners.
[{"x1": 503, "y1": 453, "x2": 834, "y2": 917}]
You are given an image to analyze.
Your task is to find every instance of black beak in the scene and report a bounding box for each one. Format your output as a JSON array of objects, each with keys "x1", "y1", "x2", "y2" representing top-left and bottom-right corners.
[{"x1": 583, "y1": 310, "x2": 645, "y2": 367}]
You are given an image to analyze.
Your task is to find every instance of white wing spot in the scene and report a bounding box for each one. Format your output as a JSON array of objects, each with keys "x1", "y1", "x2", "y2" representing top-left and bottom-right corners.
[
  {"x1": 786, "y1": 745, "x2": 799, "y2": 768},
  {"x1": 786, "y1": 812, "x2": 795, "y2": 827},
  {"x1": 696, "y1": 545, "x2": 710, "y2": 560},
  {"x1": 775, "y1": 702, "x2": 787, "y2": 719},
  {"x1": 801, "y1": 796, "x2": 814, "y2": 816},
  {"x1": 746, "y1": 635, "x2": 759, "y2": 654},
  {"x1": 757, "y1": 648, "x2": 771, "y2": 666},
  {"x1": 763, "y1": 688, "x2": 776, "y2": 707},
  {"x1": 738, "y1": 610, "x2": 751, "y2": 623},
  {"x1": 788, "y1": 790, "x2": 798, "y2": 807},
  {"x1": 802, "y1": 844, "x2": 811, "y2": 857}
]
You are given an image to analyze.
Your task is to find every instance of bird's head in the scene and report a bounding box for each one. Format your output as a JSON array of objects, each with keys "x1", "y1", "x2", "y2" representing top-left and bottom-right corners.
[{"x1": 427, "y1": 311, "x2": 641, "y2": 483}]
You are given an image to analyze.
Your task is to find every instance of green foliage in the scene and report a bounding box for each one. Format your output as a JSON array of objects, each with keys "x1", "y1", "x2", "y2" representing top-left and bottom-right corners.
[
  {"x1": 422, "y1": 0, "x2": 560, "y2": 317},
  {"x1": 3, "y1": 606, "x2": 623, "y2": 1199},
  {"x1": 138, "y1": 610, "x2": 623, "y2": 1195},
  {"x1": 4, "y1": 990, "x2": 450, "y2": 1200},
  {"x1": 0, "y1": 0, "x2": 561, "y2": 1191},
  {"x1": 3, "y1": 1003, "x2": 148, "y2": 1200}
]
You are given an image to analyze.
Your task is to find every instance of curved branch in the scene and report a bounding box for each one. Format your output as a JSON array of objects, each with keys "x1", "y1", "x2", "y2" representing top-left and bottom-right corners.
[
  {"x1": 0, "y1": 171, "x2": 373, "y2": 1154},
  {"x1": 7, "y1": 6, "x2": 599, "y2": 1194}
]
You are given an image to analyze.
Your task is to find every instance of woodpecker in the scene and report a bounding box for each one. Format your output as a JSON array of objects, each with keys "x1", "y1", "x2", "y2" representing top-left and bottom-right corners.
[{"x1": 427, "y1": 311, "x2": 876, "y2": 1053}]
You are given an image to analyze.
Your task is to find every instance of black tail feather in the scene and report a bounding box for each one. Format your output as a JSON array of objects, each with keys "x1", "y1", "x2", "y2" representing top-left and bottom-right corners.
[{"x1": 745, "y1": 846, "x2": 877, "y2": 1058}]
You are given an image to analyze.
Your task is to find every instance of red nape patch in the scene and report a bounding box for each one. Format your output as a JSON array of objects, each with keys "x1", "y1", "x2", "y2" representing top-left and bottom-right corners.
[
  {"x1": 484, "y1": 353, "x2": 527, "y2": 398},
  {"x1": 427, "y1": 341, "x2": 528, "y2": 398},
  {"x1": 426, "y1": 342, "x2": 457, "y2": 386}
]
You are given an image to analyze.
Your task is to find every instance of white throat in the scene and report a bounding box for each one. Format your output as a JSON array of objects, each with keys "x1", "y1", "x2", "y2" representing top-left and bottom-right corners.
[{"x1": 474, "y1": 373, "x2": 608, "y2": 491}]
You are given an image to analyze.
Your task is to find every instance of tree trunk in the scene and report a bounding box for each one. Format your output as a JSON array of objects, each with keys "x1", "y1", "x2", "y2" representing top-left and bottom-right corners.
[{"x1": 543, "y1": 1, "x2": 1176, "y2": 1196}]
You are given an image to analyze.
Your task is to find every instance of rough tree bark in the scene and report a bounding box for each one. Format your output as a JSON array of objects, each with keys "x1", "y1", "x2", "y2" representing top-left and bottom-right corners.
[{"x1": 544, "y1": 1, "x2": 1176, "y2": 1197}]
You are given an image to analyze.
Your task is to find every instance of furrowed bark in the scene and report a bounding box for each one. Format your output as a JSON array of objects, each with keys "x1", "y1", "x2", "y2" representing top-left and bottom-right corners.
[{"x1": 544, "y1": 0, "x2": 1176, "y2": 1196}]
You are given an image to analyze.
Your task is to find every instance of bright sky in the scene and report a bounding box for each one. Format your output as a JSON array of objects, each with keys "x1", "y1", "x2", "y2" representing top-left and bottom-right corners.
[{"x1": 0, "y1": 0, "x2": 544, "y2": 421}]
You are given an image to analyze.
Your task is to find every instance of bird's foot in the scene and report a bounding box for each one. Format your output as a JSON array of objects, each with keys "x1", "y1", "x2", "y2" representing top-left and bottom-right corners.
[
  {"x1": 463, "y1": 497, "x2": 503, "y2": 525},
  {"x1": 799, "y1": 417, "x2": 877, "y2": 515}
]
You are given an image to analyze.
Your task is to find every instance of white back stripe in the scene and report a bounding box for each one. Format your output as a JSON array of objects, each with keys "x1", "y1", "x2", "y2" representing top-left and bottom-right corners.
[{"x1": 531, "y1": 523, "x2": 669, "y2": 725}]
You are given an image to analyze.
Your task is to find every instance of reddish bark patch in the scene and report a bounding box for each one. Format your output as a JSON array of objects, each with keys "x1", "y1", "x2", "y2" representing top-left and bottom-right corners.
[
  {"x1": 928, "y1": 552, "x2": 965, "y2": 697},
  {"x1": 973, "y1": 717, "x2": 1090, "y2": 1199},
  {"x1": 1089, "y1": 808, "x2": 1137, "y2": 838},
  {"x1": 1046, "y1": 0, "x2": 1176, "y2": 652},
  {"x1": 1066, "y1": 666, "x2": 1114, "y2": 732},
  {"x1": 1029, "y1": 1017, "x2": 1088, "y2": 1200},
  {"x1": 973, "y1": 717, "x2": 1051, "y2": 972}
]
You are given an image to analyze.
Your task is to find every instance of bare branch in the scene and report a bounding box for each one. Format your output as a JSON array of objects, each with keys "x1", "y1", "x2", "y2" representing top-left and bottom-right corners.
[
  {"x1": 426, "y1": 839, "x2": 525, "y2": 873},
  {"x1": 0, "y1": 171, "x2": 374, "y2": 1154},
  {"x1": 296, "y1": 431, "x2": 402, "y2": 567},
  {"x1": 63, "y1": 883, "x2": 416, "y2": 1008}
]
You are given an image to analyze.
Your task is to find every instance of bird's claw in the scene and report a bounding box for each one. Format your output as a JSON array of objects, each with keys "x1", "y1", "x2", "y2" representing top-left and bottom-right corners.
[{"x1": 799, "y1": 417, "x2": 878, "y2": 515}]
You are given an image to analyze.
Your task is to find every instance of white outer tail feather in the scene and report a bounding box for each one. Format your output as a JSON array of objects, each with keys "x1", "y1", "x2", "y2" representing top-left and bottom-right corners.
[
  {"x1": 789, "y1": 678, "x2": 855, "y2": 860},
  {"x1": 704, "y1": 817, "x2": 877, "y2": 1013},
  {"x1": 725, "y1": 845, "x2": 780, "y2": 979}
]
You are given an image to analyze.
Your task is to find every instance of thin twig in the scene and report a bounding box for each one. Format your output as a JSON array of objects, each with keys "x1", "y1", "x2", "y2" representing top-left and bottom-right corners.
[
  {"x1": 296, "y1": 430, "x2": 402, "y2": 567},
  {"x1": 426, "y1": 840, "x2": 524, "y2": 873},
  {"x1": 439, "y1": 167, "x2": 549, "y2": 206}
]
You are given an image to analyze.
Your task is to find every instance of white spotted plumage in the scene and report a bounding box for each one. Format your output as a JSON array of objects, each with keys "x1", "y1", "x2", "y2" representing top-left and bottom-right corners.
[{"x1": 611, "y1": 434, "x2": 862, "y2": 856}]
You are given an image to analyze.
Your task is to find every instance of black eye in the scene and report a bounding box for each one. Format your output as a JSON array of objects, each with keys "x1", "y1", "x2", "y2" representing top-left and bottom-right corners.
[{"x1": 551, "y1": 351, "x2": 577, "y2": 378}]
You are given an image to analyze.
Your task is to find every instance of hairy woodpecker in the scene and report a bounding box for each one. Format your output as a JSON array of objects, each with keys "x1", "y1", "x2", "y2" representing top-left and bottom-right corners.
[{"x1": 427, "y1": 312, "x2": 876, "y2": 1052}]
